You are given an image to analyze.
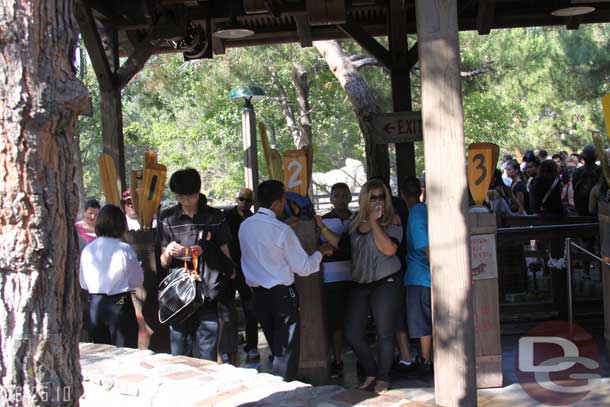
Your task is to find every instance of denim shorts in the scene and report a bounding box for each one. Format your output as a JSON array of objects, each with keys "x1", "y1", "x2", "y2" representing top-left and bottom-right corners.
[{"x1": 406, "y1": 285, "x2": 432, "y2": 338}]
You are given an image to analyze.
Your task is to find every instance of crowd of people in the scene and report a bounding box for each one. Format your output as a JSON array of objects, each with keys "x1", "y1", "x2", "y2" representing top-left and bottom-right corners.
[
  {"x1": 486, "y1": 146, "x2": 603, "y2": 219},
  {"x1": 76, "y1": 144, "x2": 604, "y2": 393},
  {"x1": 76, "y1": 167, "x2": 434, "y2": 393}
]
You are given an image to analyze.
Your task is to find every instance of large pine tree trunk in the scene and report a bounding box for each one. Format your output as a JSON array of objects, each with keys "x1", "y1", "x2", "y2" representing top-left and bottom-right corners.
[
  {"x1": 0, "y1": 1, "x2": 88, "y2": 405},
  {"x1": 314, "y1": 40, "x2": 390, "y2": 182}
]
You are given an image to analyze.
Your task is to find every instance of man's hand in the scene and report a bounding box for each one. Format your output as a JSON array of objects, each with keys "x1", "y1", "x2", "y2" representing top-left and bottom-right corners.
[
  {"x1": 319, "y1": 243, "x2": 335, "y2": 257},
  {"x1": 285, "y1": 216, "x2": 300, "y2": 229},
  {"x1": 165, "y1": 241, "x2": 185, "y2": 257}
]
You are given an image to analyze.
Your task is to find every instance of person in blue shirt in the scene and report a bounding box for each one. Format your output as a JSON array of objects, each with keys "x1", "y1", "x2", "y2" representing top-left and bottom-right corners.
[{"x1": 400, "y1": 176, "x2": 433, "y2": 377}]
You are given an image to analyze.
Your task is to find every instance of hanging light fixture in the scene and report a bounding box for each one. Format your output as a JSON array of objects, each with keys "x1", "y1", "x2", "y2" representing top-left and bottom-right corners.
[
  {"x1": 551, "y1": 6, "x2": 595, "y2": 16},
  {"x1": 213, "y1": 1, "x2": 255, "y2": 40}
]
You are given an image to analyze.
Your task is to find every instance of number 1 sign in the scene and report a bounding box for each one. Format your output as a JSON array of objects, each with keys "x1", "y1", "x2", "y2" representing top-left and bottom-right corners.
[
  {"x1": 283, "y1": 149, "x2": 309, "y2": 196},
  {"x1": 468, "y1": 142, "x2": 499, "y2": 206}
]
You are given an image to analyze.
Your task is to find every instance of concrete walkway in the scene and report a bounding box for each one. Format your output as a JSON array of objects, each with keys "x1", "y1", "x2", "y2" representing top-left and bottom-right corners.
[{"x1": 79, "y1": 343, "x2": 434, "y2": 407}]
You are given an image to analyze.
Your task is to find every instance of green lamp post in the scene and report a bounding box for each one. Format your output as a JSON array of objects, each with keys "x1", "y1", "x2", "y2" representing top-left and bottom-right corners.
[{"x1": 230, "y1": 85, "x2": 265, "y2": 190}]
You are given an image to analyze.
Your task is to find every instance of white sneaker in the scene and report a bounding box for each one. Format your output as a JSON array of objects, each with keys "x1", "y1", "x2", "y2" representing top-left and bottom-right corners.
[{"x1": 246, "y1": 349, "x2": 260, "y2": 362}]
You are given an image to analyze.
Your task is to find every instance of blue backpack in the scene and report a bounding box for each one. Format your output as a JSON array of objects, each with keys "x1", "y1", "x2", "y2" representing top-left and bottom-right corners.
[{"x1": 284, "y1": 192, "x2": 315, "y2": 220}]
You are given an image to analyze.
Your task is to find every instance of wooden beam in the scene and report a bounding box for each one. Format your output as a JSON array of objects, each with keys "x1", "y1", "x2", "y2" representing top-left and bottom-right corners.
[
  {"x1": 566, "y1": 15, "x2": 582, "y2": 30},
  {"x1": 476, "y1": 0, "x2": 496, "y2": 35},
  {"x1": 406, "y1": 42, "x2": 419, "y2": 71},
  {"x1": 295, "y1": 16, "x2": 312, "y2": 47},
  {"x1": 388, "y1": 0, "x2": 416, "y2": 183},
  {"x1": 415, "y1": 0, "x2": 477, "y2": 405},
  {"x1": 212, "y1": 35, "x2": 226, "y2": 55},
  {"x1": 337, "y1": 21, "x2": 392, "y2": 70},
  {"x1": 75, "y1": 2, "x2": 114, "y2": 90},
  {"x1": 116, "y1": 37, "x2": 158, "y2": 89}
]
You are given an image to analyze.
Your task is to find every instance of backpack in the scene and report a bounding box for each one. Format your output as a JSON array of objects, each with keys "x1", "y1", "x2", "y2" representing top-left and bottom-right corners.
[
  {"x1": 284, "y1": 192, "x2": 315, "y2": 220},
  {"x1": 573, "y1": 166, "x2": 600, "y2": 216}
]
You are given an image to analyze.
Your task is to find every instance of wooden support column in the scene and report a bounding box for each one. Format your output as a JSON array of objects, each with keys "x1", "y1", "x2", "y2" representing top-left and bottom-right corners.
[
  {"x1": 388, "y1": 0, "x2": 416, "y2": 187},
  {"x1": 598, "y1": 201, "x2": 610, "y2": 359},
  {"x1": 414, "y1": 0, "x2": 477, "y2": 405},
  {"x1": 77, "y1": 3, "x2": 125, "y2": 190},
  {"x1": 101, "y1": 27, "x2": 126, "y2": 191}
]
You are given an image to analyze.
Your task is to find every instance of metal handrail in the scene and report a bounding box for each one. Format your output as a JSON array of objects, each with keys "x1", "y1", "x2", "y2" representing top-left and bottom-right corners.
[{"x1": 565, "y1": 237, "x2": 610, "y2": 325}]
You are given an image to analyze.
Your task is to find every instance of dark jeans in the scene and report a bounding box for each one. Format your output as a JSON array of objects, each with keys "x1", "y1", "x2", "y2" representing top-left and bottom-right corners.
[
  {"x1": 345, "y1": 274, "x2": 402, "y2": 381},
  {"x1": 88, "y1": 293, "x2": 138, "y2": 348},
  {"x1": 234, "y1": 276, "x2": 259, "y2": 352},
  {"x1": 169, "y1": 301, "x2": 219, "y2": 361},
  {"x1": 252, "y1": 284, "x2": 300, "y2": 381}
]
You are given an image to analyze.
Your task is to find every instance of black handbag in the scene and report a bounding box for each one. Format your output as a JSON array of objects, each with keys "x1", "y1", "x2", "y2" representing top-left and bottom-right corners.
[{"x1": 158, "y1": 248, "x2": 204, "y2": 326}]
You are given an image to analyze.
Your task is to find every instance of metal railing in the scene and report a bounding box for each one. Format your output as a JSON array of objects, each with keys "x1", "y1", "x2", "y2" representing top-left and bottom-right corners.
[{"x1": 565, "y1": 237, "x2": 610, "y2": 325}]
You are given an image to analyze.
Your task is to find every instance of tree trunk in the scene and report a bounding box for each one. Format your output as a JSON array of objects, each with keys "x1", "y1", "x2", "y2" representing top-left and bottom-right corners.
[
  {"x1": 314, "y1": 40, "x2": 390, "y2": 182},
  {"x1": 0, "y1": 1, "x2": 88, "y2": 405}
]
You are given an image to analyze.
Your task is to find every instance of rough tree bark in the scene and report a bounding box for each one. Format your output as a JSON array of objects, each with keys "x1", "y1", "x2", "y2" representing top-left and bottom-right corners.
[
  {"x1": 314, "y1": 40, "x2": 390, "y2": 182},
  {"x1": 0, "y1": 1, "x2": 88, "y2": 405}
]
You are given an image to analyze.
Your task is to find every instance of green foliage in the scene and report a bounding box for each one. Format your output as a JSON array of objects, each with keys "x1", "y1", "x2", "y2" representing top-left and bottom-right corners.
[{"x1": 77, "y1": 25, "x2": 610, "y2": 201}]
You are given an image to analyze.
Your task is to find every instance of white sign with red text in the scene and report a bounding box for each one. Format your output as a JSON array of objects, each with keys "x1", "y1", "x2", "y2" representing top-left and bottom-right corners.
[{"x1": 470, "y1": 233, "x2": 498, "y2": 280}]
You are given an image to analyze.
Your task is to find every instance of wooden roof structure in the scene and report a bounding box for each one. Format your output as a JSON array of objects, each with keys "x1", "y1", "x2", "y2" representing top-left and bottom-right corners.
[{"x1": 80, "y1": 1, "x2": 610, "y2": 61}]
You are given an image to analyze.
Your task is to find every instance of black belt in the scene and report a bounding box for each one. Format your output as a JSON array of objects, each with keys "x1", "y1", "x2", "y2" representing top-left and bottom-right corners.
[{"x1": 89, "y1": 291, "x2": 131, "y2": 297}]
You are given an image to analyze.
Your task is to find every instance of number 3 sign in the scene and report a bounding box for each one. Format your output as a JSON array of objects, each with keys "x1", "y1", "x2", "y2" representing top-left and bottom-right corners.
[
  {"x1": 283, "y1": 149, "x2": 309, "y2": 196},
  {"x1": 467, "y1": 142, "x2": 499, "y2": 206}
]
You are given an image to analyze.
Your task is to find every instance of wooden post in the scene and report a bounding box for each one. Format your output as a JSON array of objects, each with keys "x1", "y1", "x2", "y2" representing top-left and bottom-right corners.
[
  {"x1": 598, "y1": 201, "x2": 610, "y2": 359},
  {"x1": 415, "y1": 0, "x2": 478, "y2": 405},
  {"x1": 242, "y1": 101, "x2": 260, "y2": 190},
  {"x1": 292, "y1": 221, "x2": 330, "y2": 385},
  {"x1": 468, "y1": 212, "x2": 502, "y2": 388},
  {"x1": 389, "y1": 0, "x2": 416, "y2": 185},
  {"x1": 125, "y1": 230, "x2": 170, "y2": 353},
  {"x1": 77, "y1": 5, "x2": 126, "y2": 190}
]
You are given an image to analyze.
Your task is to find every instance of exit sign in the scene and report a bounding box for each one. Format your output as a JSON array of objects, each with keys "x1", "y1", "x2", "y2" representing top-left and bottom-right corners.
[{"x1": 372, "y1": 111, "x2": 423, "y2": 144}]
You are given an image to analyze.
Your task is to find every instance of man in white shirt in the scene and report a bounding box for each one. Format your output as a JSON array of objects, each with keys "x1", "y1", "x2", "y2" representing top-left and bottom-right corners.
[{"x1": 239, "y1": 180, "x2": 333, "y2": 380}]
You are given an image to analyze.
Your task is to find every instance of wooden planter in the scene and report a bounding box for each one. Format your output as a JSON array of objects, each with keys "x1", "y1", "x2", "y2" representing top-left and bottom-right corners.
[{"x1": 468, "y1": 211, "x2": 503, "y2": 388}]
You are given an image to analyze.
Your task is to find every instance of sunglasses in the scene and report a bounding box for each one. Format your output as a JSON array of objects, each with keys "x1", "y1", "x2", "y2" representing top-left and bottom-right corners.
[
  {"x1": 369, "y1": 193, "x2": 386, "y2": 202},
  {"x1": 238, "y1": 197, "x2": 253, "y2": 203}
]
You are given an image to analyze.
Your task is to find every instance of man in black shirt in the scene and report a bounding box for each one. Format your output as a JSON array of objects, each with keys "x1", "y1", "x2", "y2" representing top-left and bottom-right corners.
[
  {"x1": 158, "y1": 168, "x2": 233, "y2": 361},
  {"x1": 223, "y1": 188, "x2": 261, "y2": 362}
]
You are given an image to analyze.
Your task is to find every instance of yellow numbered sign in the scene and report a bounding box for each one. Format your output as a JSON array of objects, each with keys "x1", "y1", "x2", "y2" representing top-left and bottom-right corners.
[
  {"x1": 468, "y1": 142, "x2": 499, "y2": 206},
  {"x1": 602, "y1": 93, "x2": 610, "y2": 142},
  {"x1": 283, "y1": 149, "x2": 309, "y2": 196}
]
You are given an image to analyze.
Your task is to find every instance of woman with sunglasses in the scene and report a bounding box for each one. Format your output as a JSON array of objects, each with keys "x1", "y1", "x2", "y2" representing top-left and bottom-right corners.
[{"x1": 317, "y1": 179, "x2": 403, "y2": 393}]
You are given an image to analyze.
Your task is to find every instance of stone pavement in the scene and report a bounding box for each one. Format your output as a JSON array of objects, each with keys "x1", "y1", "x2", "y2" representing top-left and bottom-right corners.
[{"x1": 79, "y1": 343, "x2": 434, "y2": 407}]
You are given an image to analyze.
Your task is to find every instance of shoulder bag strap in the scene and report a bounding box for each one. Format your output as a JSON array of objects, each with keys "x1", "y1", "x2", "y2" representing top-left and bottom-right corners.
[{"x1": 542, "y1": 177, "x2": 560, "y2": 205}]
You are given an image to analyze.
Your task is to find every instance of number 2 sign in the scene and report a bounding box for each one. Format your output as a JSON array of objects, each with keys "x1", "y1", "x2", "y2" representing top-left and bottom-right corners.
[
  {"x1": 467, "y1": 142, "x2": 499, "y2": 206},
  {"x1": 283, "y1": 149, "x2": 309, "y2": 196}
]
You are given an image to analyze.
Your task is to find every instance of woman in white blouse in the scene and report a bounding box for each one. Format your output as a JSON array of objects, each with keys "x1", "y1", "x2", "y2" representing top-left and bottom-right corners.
[{"x1": 80, "y1": 204, "x2": 144, "y2": 348}]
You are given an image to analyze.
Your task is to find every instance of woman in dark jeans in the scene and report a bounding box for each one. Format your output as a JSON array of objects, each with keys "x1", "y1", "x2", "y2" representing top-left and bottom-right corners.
[{"x1": 317, "y1": 179, "x2": 403, "y2": 393}]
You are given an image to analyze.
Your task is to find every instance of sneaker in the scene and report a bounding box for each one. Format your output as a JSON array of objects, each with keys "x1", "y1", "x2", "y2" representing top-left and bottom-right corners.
[
  {"x1": 418, "y1": 359, "x2": 434, "y2": 379},
  {"x1": 246, "y1": 349, "x2": 260, "y2": 362},
  {"x1": 330, "y1": 360, "x2": 344, "y2": 378},
  {"x1": 394, "y1": 359, "x2": 416, "y2": 376}
]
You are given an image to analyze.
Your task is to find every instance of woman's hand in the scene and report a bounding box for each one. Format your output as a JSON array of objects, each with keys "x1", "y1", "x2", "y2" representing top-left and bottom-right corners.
[{"x1": 371, "y1": 203, "x2": 384, "y2": 223}]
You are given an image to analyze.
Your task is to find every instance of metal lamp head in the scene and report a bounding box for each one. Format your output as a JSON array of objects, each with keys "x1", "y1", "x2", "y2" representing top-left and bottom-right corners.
[
  {"x1": 230, "y1": 86, "x2": 266, "y2": 107},
  {"x1": 551, "y1": 6, "x2": 595, "y2": 16},
  {"x1": 212, "y1": 15, "x2": 255, "y2": 40}
]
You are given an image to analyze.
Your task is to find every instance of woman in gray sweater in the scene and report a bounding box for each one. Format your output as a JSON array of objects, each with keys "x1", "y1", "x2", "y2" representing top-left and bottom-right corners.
[{"x1": 318, "y1": 179, "x2": 403, "y2": 393}]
